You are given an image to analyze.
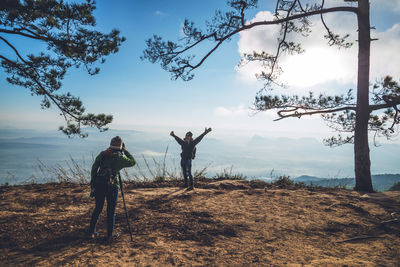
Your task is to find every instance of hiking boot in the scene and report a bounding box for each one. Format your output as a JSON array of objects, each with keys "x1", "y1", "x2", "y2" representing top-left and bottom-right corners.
[{"x1": 187, "y1": 186, "x2": 194, "y2": 191}]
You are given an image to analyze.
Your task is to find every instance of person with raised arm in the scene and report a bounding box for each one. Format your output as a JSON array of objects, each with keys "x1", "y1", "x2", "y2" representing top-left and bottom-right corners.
[{"x1": 170, "y1": 127, "x2": 212, "y2": 190}]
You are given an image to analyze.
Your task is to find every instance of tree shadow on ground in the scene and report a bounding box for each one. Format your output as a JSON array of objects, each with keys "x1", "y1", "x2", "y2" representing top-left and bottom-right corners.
[
  {"x1": 360, "y1": 192, "x2": 400, "y2": 236},
  {"x1": 121, "y1": 190, "x2": 249, "y2": 246},
  {"x1": 2, "y1": 186, "x2": 250, "y2": 265},
  {"x1": 311, "y1": 192, "x2": 400, "y2": 240},
  {"x1": 3, "y1": 224, "x2": 90, "y2": 265}
]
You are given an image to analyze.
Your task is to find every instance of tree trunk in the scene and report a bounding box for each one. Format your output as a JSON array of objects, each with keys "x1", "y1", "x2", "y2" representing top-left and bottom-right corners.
[{"x1": 354, "y1": 0, "x2": 373, "y2": 192}]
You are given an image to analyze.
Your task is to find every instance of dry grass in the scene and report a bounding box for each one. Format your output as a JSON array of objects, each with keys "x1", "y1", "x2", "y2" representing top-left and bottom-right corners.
[
  {"x1": 1, "y1": 180, "x2": 399, "y2": 266},
  {"x1": 25, "y1": 148, "x2": 214, "y2": 185}
]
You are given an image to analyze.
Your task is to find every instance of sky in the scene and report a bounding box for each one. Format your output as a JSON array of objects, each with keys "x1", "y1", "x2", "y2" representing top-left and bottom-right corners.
[{"x1": 1, "y1": 0, "x2": 400, "y2": 143}]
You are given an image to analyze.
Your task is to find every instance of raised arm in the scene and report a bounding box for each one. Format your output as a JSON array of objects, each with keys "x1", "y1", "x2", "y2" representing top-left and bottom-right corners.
[
  {"x1": 193, "y1": 127, "x2": 212, "y2": 145},
  {"x1": 120, "y1": 149, "x2": 136, "y2": 168},
  {"x1": 170, "y1": 131, "x2": 185, "y2": 146}
]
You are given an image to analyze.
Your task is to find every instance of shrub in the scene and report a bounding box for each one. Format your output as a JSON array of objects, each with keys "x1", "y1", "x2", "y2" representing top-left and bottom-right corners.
[{"x1": 272, "y1": 176, "x2": 294, "y2": 188}]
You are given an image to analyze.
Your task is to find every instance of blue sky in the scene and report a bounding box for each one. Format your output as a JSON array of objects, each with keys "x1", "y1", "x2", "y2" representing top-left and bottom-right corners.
[{"x1": 1, "y1": 0, "x2": 400, "y2": 142}]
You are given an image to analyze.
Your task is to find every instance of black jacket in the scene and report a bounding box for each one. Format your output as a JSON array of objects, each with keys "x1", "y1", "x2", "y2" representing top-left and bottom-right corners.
[{"x1": 173, "y1": 132, "x2": 207, "y2": 160}]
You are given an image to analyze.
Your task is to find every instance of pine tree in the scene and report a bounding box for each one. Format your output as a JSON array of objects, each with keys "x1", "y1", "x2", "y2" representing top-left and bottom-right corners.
[
  {"x1": 142, "y1": 0, "x2": 400, "y2": 192},
  {"x1": 0, "y1": 0, "x2": 125, "y2": 137}
]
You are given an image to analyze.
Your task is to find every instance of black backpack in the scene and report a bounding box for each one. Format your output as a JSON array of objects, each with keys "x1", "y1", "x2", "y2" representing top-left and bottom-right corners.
[{"x1": 92, "y1": 151, "x2": 114, "y2": 189}]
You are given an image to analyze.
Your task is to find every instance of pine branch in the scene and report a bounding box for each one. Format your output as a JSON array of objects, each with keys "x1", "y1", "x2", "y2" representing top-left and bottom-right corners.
[
  {"x1": 275, "y1": 105, "x2": 356, "y2": 120},
  {"x1": 143, "y1": 5, "x2": 358, "y2": 81},
  {"x1": 0, "y1": 28, "x2": 48, "y2": 41}
]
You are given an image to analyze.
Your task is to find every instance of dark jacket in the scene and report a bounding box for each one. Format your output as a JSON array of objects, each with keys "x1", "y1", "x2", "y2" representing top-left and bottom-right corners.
[{"x1": 173, "y1": 132, "x2": 207, "y2": 160}]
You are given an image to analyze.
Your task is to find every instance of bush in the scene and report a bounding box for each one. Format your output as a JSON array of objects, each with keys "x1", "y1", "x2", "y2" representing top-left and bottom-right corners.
[{"x1": 273, "y1": 176, "x2": 294, "y2": 186}]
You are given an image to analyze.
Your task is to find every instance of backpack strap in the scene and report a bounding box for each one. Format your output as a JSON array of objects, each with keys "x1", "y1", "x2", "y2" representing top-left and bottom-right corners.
[
  {"x1": 95, "y1": 151, "x2": 105, "y2": 174},
  {"x1": 192, "y1": 146, "x2": 196, "y2": 159}
]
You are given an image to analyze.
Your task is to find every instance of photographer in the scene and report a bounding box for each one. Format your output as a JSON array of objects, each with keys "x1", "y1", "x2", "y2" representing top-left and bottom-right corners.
[{"x1": 88, "y1": 136, "x2": 136, "y2": 242}]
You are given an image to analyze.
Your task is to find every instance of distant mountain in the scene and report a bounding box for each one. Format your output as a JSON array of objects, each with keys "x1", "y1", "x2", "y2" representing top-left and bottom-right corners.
[
  {"x1": 372, "y1": 174, "x2": 400, "y2": 191},
  {"x1": 1, "y1": 137, "x2": 67, "y2": 144},
  {"x1": 1, "y1": 127, "x2": 400, "y2": 186},
  {"x1": 293, "y1": 175, "x2": 327, "y2": 182},
  {"x1": 0, "y1": 128, "x2": 55, "y2": 139},
  {"x1": 0, "y1": 142, "x2": 58, "y2": 149},
  {"x1": 292, "y1": 174, "x2": 400, "y2": 191}
]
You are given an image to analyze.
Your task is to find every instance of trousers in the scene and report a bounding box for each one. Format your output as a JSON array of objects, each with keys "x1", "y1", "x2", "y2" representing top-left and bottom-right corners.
[
  {"x1": 181, "y1": 159, "x2": 193, "y2": 187},
  {"x1": 89, "y1": 183, "x2": 118, "y2": 237}
]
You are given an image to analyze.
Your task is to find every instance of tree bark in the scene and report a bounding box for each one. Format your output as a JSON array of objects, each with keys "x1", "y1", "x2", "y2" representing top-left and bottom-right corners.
[{"x1": 354, "y1": 0, "x2": 373, "y2": 192}]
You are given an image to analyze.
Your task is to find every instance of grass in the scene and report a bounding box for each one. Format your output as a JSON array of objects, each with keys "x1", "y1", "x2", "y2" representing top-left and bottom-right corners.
[
  {"x1": 3, "y1": 148, "x2": 367, "y2": 191},
  {"x1": 2, "y1": 156, "x2": 372, "y2": 194},
  {"x1": 33, "y1": 156, "x2": 90, "y2": 184},
  {"x1": 2, "y1": 155, "x2": 329, "y2": 192},
  {"x1": 24, "y1": 147, "x2": 244, "y2": 185},
  {"x1": 214, "y1": 165, "x2": 247, "y2": 180}
]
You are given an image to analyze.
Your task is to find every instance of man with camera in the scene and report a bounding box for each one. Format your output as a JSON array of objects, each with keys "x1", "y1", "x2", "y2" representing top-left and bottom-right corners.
[{"x1": 88, "y1": 136, "x2": 136, "y2": 242}]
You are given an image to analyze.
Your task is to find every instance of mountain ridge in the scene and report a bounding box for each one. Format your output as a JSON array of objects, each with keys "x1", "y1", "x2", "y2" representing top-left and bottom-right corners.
[{"x1": 292, "y1": 174, "x2": 400, "y2": 191}]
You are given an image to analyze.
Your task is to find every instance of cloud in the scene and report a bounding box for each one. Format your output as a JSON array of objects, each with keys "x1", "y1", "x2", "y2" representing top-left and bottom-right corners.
[
  {"x1": 214, "y1": 104, "x2": 248, "y2": 117},
  {"x1": 371, "y1": 23, "x2": 400, "y2": 79},
  {"x1": 154, "y1": 10, "x2": 166, "y2": 17},
  {"x1": 236, "y1": 9, "x2": 400, "y2": 88}
]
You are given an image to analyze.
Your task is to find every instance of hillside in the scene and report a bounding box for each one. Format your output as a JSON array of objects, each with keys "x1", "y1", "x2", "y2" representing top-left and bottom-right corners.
[{"x1": 1, "y1": 179, "x2": 400, "y2": 266}]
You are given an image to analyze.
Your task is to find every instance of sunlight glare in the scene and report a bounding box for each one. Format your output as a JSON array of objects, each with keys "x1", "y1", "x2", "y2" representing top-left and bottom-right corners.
[{"x1": 280, "y1": 47, "x2": 357, "y2": 88}]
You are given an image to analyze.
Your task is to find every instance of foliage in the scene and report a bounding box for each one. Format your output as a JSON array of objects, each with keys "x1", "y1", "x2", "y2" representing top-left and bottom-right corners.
[
  {"x1": 321, "y1": 76, "x2": 400, "y2": 146},
  {"x1": 0, "y1": 0, "x2": 125, "y2": 137},
  {"x1": 142, "y1": 0, "x2": 354, "y2": 85},
  {"x1": 272, "y1": 176, "x2": 294, "y2": 187},
  {"x1": 255, "y1": 76, "x2": 400, "y2": 146},
  {"x1": 142, "y1": 0, "x2": 258, "y2": 81}
]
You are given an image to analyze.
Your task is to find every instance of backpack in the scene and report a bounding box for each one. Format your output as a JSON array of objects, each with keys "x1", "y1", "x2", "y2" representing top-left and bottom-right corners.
[{"x1": 92, "y1": 151, "x2": 114, "y2": 189}]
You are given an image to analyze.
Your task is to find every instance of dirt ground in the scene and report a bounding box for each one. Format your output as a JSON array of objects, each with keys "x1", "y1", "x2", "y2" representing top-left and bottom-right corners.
[{"x1": 0, "y1": 179, "x2": 399, "y2": 266}]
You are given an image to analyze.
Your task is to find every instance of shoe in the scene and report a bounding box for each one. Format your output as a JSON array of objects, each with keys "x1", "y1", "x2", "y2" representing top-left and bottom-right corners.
[{"x1": 187, "y1": 186, "x2": 194, "y2": 191}]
